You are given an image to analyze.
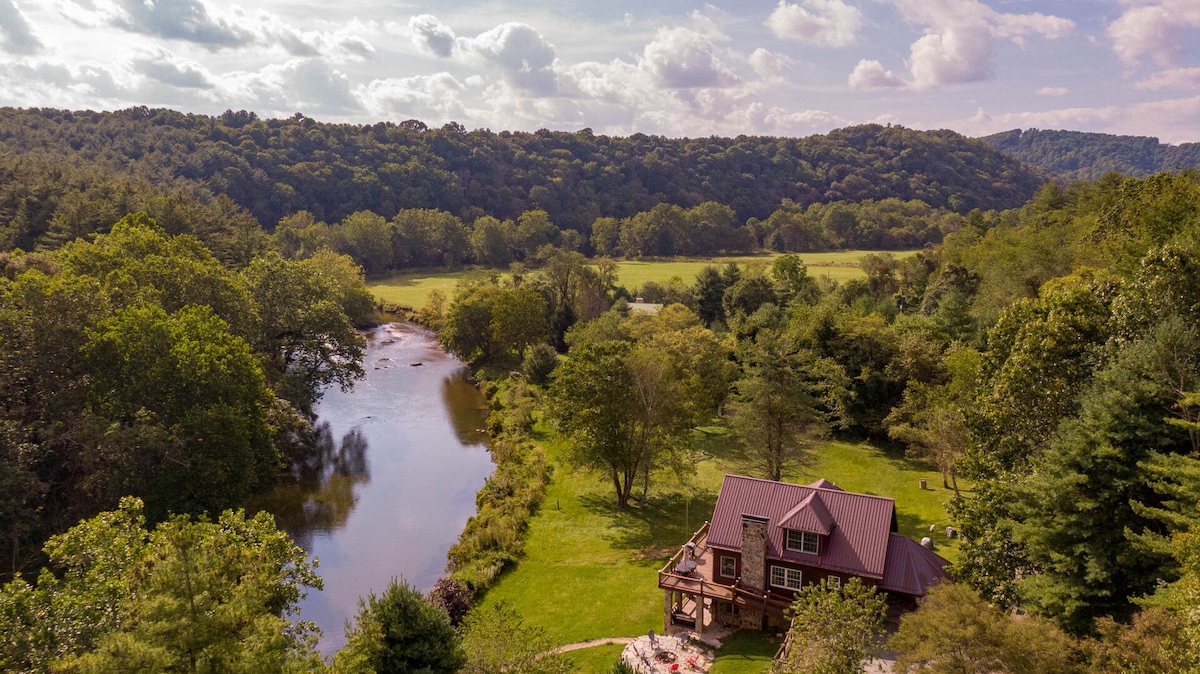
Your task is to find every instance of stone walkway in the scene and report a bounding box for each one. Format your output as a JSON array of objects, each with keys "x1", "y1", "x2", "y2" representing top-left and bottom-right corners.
[{"x1": 552, "y1": 637, "x2": 635, "y2": 654}]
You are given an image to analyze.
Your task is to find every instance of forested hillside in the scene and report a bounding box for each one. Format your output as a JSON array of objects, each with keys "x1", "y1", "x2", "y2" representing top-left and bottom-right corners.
[
  {"x1": 984, "y1": 128, "x2": 1200, "y2": 180},
  {"x1": 0, "y1": 108, "x2": 1044, "y2": 234}
]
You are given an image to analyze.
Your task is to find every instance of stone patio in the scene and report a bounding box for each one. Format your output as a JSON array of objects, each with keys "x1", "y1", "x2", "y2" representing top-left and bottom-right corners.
[{"x1": 621, "y1": 633, "x2": 715, "y2": 674}]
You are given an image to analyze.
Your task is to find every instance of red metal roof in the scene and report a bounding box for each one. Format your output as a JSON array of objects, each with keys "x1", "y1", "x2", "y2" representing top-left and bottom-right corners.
[
  {"x1": 779, "y1": 492, "x2": 835, "y2": 535},
  {"x1": 706, "y1": 475, "x2": 948, "y2": 594},
  {"x1": 879, "y1": 534, "x2": 951, "y2": 596}
]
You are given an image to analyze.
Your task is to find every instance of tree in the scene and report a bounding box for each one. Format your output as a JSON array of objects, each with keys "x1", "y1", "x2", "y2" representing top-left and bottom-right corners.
[
  {"x1": 889, "y1": 583, "x2": 1078, "y2": 674},
  {"x1": 547, "y1": 340, "x2": 691, "y2": 508},
  {"x1": 460, "y1": 602, "x2": 571, "y2": 674},
  {"x1": 729, "y1": 330, "x2": 849, "y2": 481},
  {"x1": 693, "y1": 265, "x2": 727, "y2": 326},
  {"x1": 775, "y1": 578, "x2": 885, "y2": 674},
  {"x1": 334, "y1": 578, "x2": 465, "y2": 674},
  {"x1": 0, "y1": 498, "x2": 323, "y2": 674},
  {"x1": 426, "y1": 577, "x2": 473, "y2": 627}
]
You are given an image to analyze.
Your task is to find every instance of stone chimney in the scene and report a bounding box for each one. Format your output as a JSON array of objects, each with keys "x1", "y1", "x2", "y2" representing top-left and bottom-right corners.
[{"x1": 740, "y1": 514, "x2": 769, "y2": 592}]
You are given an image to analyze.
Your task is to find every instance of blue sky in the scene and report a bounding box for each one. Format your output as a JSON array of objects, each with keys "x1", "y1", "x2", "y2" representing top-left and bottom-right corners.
[{"x1": 2, "y1": 0, "x2": 1199, "y2": 142}]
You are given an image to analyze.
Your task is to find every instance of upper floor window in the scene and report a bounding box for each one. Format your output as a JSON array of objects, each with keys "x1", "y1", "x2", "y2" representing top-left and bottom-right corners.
[
  {"x1": 785, "y1": 529, "x2": 819, "y2": 555},
  {"x1": 720, "y1": 555, "x2": 736, "y2": 578}
]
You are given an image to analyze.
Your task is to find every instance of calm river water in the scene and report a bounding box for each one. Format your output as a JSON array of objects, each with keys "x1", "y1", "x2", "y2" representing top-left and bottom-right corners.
[{"x1": 256, "y1": 323, "x2": 494, "y2": 654}]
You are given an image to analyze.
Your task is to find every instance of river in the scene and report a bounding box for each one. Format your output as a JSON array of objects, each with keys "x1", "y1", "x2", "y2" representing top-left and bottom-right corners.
[{"x1": 255, "y1": 323, "x2": 495, "y2": 654}]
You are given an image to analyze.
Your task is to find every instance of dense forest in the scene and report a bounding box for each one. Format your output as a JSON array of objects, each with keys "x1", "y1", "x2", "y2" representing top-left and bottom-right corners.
[
  {"x1": 984, "y1": 128, "x2": 1200, "y2": 181},
  {"x1": 0, "y1": 107, "x2": 1044, "y2": 236}
]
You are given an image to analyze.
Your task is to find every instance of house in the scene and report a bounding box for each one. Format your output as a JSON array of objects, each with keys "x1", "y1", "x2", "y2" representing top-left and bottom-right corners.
[{"x1": 657, "y1": 475, "x2": 950, "y2": 634}]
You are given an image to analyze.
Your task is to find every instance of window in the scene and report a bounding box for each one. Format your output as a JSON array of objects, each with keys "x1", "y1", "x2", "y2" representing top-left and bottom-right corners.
[
  {"x1": 785, "y1": 529, "x2": 820, "y2": 555},
  {"x1": 827, "y1": 575, "x2": 841, "y2": 590},
  {"x1": 720, "y1": 556, "x2": 736, "y2": 578},
  {"x1": 770, "y1": 565, "x2": 803, "y2": 590}
]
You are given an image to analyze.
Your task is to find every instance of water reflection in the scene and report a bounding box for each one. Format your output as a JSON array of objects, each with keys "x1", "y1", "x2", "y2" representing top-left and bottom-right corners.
[
  {"x1": 442, "y1": 372, "x2": 490, "y2": 447},
  {"x1": 254, "y1": 323, "x2": 495, "y2": 654},
  {"x1": 259, "y1": 425, "x2": 372, "y2": 552}
]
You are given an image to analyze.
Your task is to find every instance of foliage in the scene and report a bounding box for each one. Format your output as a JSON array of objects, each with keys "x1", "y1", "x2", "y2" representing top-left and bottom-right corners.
[
  {"x1": 547, "y1": 340, "x2": 692, "y2": 508},
  {"x1": 728, "y1": 329, "x2": 849, "y2": 481},
  {"x1": 426, "y1": 577, "x2": 473, "y2": 627},
  {"x1": 0, "y1": 110, "x2": 1044, "y2": 249},
  {"x1": 983, "y1": 128, "x2": 1200, "y2": 181},
  {"x1": 774, "y1": 578, "x2": 885, "y2": 674},
  {"x1": 333, "y1": 578, "x2": 465, "y2": 674},
  {"x1": 889, "y1": 583, "x2": 1079, "y2": 674},
  {"x1": 521, "y1": 343, "x2": 560, "y2": 385},
  {"x1": 460, "y1": 602, "x2": 572, "y2": 674},
  {"x1": 0, "y1": 497, "x2": 322, "y2": 674},
  {"x1": 1086, "y1": 607, "x2": 1193, "y2": 674}
]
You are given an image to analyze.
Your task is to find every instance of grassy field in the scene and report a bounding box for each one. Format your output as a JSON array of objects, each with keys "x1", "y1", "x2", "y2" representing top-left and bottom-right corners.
[
  {"x1": 367, "y1": 251, "x2": 915, "y2": 309},
  {"x1": 479, "y1": 422, "x2": 960, "y2": 674}
]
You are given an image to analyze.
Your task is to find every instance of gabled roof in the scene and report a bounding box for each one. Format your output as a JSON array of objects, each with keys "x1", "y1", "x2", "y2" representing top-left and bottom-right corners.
[
  {"x1": 807, "y1": 478, "x2": 842, "y2": 491},
  {"x1": 706, "y1": 475, "x2": 897, "y2": 579},
  {"x1": 779, "y1": 491, "x2": 835, "y2": 535},
  {"x1": 879, "y1": 534, "x2": 951, "y2": 596}
]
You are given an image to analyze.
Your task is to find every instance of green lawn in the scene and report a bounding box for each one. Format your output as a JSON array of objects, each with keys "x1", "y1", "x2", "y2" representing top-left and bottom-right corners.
[
  {"x1": 479, "y1": 422, "x2": 960, "y2": 666},
  {"x1": 367, "y1": 251, "x2": 915, "y2": 309},
  {"x1": 566, "y1": 643, "x2": 626, "y2": 674}
]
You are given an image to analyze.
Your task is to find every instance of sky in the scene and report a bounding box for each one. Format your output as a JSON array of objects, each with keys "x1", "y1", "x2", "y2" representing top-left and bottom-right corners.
[{"x1": 1, "y1": 0, "x2": 1199, "y2": 143}]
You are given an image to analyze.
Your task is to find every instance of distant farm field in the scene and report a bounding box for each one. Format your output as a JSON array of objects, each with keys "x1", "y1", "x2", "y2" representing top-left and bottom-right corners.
[{"x1": 368, "y1": 250, "x2": 916, "y2": 308}]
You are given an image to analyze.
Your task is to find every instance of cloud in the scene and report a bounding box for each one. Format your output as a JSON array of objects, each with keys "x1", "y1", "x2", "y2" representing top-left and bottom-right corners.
[
  {"x1": 848, "y1": 59, "x2": 903, "y2": 90},
  {"x1": 1108, "y1": 1, "x2": 1200, "y2": 66},
  {"x1": 218, "y1": 59, "x2": 361, "y2": 117},
  {"x1": 458, "y1": 22, "x2": 559, "y2": 94},
  {"x1": 0, "y1": 0, "x2": 41, "y2": 54},
  {"x1": 641, "y1": 26, "x2": 739, "y2": 89},
  {"x1": 133, "y1": 49, "x2": 213, "y2": 89},
  {"x1": 1136, "y1": 67, "x2": 1200, "y2": 91},
  {"x1": 884, "y1": 0, "x2": 1075, "y2": 89},
  {"x1": 263, "y1": 21, "x2": 376, "y2": 62},
  {"x1": 409, "y1": 14, "x2": 456, "y2": 58},
  {"x1": 358, "y1": 72, "x2": 470, "y2": 122},
  {"x1": 104, "y1": 0, "x2": 253, "y2": 48},
  {"x1": 1036, "y1": 86, "x2": 1069, "y2": 96},
  {"x1": 766, "y1": 0, "x2": 862, "y2": 47},
  {"x1": 749, "y1": 48, "x2": 792, "y2": 79}
]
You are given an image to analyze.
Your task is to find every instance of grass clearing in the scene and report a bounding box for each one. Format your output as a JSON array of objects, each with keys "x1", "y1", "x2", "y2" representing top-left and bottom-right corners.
[
  {"x1": 479, "y1": 421, "x2": 959, "y2": 654},
  {"x1": 567, "y1": 644, "x2": 627, "y2": 674},
  {"x1": 367, "y1": 251, "x2": 916, "y2": 308}
]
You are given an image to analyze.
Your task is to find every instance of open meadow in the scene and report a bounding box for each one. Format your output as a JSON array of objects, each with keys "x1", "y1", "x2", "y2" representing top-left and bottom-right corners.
[
  {"x1": 367, "y1": 251, "x2": 916, "y2": 308},
  {"x1": 482, "y1": 422, "x2": 960, "y2": 674}
]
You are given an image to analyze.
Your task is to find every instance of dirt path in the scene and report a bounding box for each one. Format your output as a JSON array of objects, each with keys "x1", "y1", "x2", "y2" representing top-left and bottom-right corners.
[{"x1": 553, "y1": 637, "x2": 636, "y2": 654}]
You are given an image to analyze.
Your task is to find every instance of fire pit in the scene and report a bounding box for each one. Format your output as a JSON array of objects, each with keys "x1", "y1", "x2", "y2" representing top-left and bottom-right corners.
[{"x1": 654, "y1": 652, "x2": 677, "y2": 664}]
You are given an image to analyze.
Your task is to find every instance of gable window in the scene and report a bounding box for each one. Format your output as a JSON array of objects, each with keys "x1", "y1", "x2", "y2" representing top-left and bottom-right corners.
[
  {"x1": 827, "y1": 575, "x2": 841, "y2": 590},
  {"x1": 785, "y1": 529, "x2": 820, "y2": 555},
  {"x1": 770, "y1": 565, "x2": 803, "y2": 590},
  {"x1": 720, "y1": 556, "x2": 736, "y2": 578}
]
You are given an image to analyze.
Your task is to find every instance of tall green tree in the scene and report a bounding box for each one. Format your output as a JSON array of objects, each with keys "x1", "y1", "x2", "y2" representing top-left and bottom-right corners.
[
  {"x1": 460, "y1": 602, "x2": 571, "y2": 674},
  {"x1": 333, "y1": 578, "x2": 465, "y2": 674},
  {"x1": 728, "y1": 330, "x2": 849, "y2": 481},
  {"x1": 775, "y1": 578, "x2": 885, "y2": 674}
]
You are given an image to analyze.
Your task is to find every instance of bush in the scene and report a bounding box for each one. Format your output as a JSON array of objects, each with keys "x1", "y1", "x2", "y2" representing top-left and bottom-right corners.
[{"x1": 427, "y1": 577, "x2": 473, "y2": 626}]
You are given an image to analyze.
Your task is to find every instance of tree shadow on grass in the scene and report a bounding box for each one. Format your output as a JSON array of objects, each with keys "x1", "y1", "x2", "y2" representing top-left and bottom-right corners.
[{"x1": 578, "y1": 487, "x2": 719, "y2": 559}]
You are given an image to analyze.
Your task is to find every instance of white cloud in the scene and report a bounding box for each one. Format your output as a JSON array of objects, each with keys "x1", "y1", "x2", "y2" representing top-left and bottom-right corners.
[
  {"x1": 1136, "y1": 67, "x2": 1200, "y2": 91},
  {"x1": 1108, "y1": 0, "x2": 1200, "y2": 66},
  {"x1": 766, "y1": 0, "x2": 862, "y2": 47},
  {"x1": 1036, "y1": 86, "x2": 1069, "y2": 96},
  {"x1": 409, "y1": 14, "x2": 456, "y2": 58},
  {"x1": 358, "y1": 72, "x2": 470, "y2": 123},
  {"x1": 0, "y1": 0, "x2": 41, "y2": 54},
  {"x1": 641, "y1": 26, "x2": 739, "y2": 89},
  {"x1": 84, "y1": 0, "x2": 254, "y2": 48},
  {"x1": 133, "y1": 49, "x2": 213, "y2": 89},
  {"x1": 458, "y1": 22, "x2": 559, "y2": 94},
  {"x1": 218, "y1": 59, "x2": 360, "y2": 117},
  {"x1": 848, "y1": 59, "x2": 903, "y2": 90},
  {"x1": 749, "y1": 48, "x2": 792, "y2": 79},
  {"x1": 886, "y1": 0, "x2": 1075, "y2": 89}
]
